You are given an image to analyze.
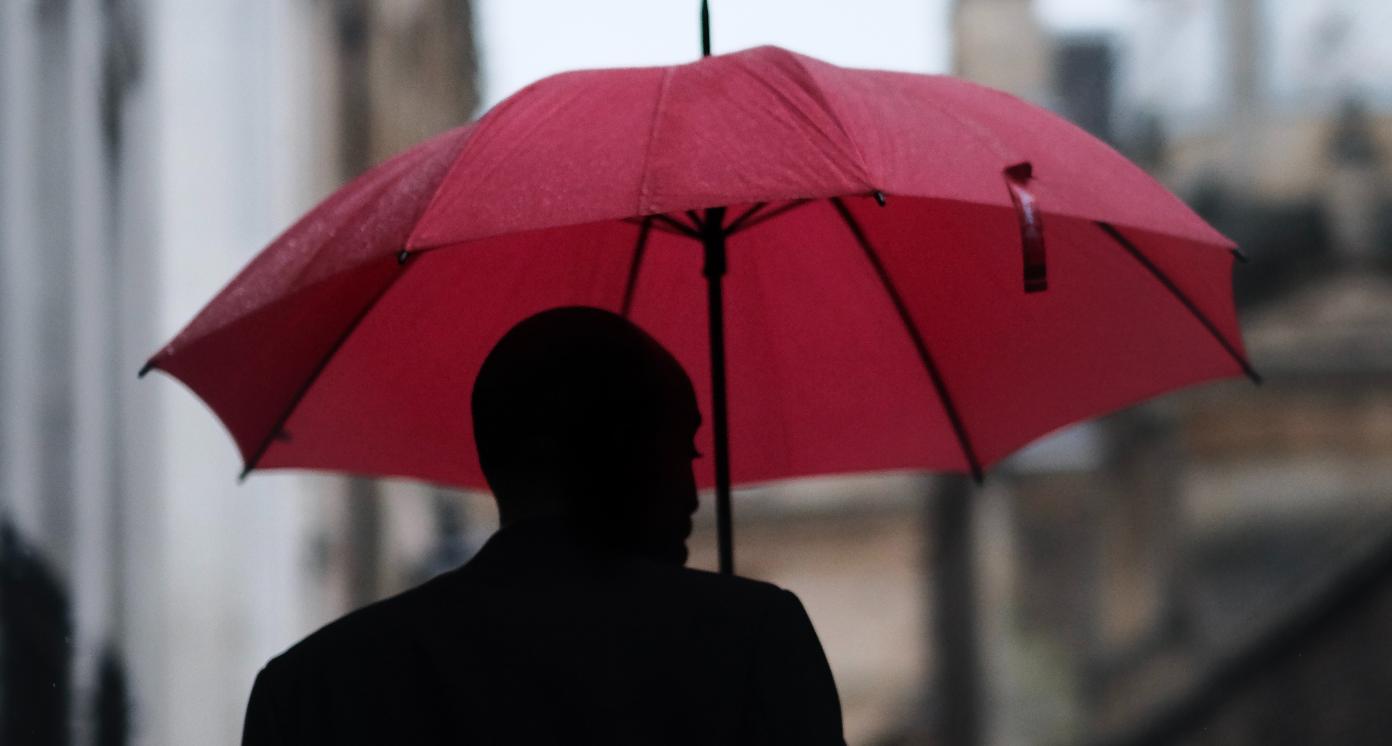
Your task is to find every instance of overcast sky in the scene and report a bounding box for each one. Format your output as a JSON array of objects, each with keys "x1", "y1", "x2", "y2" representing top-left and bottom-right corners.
[{"x1": 475, "y1": 0, "x2": 1130, "y2": 110}]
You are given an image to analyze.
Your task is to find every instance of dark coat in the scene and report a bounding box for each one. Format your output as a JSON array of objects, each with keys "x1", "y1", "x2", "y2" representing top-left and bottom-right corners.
[{"x1": 242, "y1": 520, "x2": 845, "y2": 745}]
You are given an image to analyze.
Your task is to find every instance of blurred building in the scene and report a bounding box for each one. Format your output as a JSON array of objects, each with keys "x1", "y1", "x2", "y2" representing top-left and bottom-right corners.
[
  {"x1": 1, "y1": 1, "x2": 477, "y2": 745},
  {"x1": 1121, "y1": 0, "x2": 1392, "y2": 204},
  {"x1": 952, "y1": 0, "x2": 1051, "y2": 105}
]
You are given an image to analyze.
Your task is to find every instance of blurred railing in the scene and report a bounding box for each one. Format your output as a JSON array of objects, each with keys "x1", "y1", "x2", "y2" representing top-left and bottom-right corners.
[{"x1": 1093, "y1": 527, "x2": 1392, "y2": 746}]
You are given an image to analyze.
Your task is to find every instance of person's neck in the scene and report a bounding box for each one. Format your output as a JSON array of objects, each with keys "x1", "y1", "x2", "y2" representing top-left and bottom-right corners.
[{"x1": 499, "y1": 513, "x2": 580, "y2": 533}]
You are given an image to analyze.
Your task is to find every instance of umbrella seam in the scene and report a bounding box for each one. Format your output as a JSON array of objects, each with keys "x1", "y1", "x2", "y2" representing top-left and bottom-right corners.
[
  {"x1": 156, "y1": 138, "x2": 447, "y2": 355},
  {"x1": 404, "y1": 115, "x2": 492, "y2": 251},
  {"x1": 636, "y1": 66, "x2": 676, "y2": 216},
  {"x1": 733, "y1": 58, "x2": 870, "y2": 189},
  {"x1": 278, "y1": 142, "x2": 446, "y2": 315},
  {"x1": 724, "y1": 199, "x2": 813, "y2": 236},
  {"x1": 235, "y1": 130, "x2": 468, "y2": 357},
  {"x1": 781, "y1": 51, "x2": 876, "y2": 187}
]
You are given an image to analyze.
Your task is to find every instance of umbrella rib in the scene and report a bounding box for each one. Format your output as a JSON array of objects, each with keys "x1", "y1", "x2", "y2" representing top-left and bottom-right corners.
[
  {"x1": 649, "y1": 213, "x2": 701, "y2": 239},
  {"x1": 830, "y1": 197, "x2": 985, "y2": 482},
  {"x1": 686, "y1": 210, "x2": 706, "y2": 232},
  {"x1": 723, "y1": 202, "x2": 768, "y2": 234},
  {"x1": 623, "y1": 216, "x2": 688, "y2": 238},
  {"x1": 728, "y1": 199, "x2": 813, "y2": 235},
  {"x1": 1096, "y1": 221, "x2": 1262, "y2": 384},
  {"x1": 238, "y1": 258, "x2": 414, "y2": 480},
  {"x1": 620, "y1": 216, "x2": 653, "y2": 318}
]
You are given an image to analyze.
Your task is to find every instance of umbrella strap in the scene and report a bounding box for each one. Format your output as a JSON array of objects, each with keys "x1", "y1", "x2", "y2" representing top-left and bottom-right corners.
[{"x1": 1005, "y1": 162, "x2": 1047, "y2": 294}]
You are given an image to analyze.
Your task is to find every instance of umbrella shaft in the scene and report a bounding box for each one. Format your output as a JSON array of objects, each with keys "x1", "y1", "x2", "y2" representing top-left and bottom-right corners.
[{"x1": 702, "y1": 207, "x2": 734, "y2": 575}]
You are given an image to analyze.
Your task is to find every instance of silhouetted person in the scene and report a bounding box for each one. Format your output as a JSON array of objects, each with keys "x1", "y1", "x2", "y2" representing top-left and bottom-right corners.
[
  {"x1": 2, "y1": 521, "x2": 74, "y2": 746},
  {"x1": 242, "y1": 307, "x2": 845, "y2": 745}
]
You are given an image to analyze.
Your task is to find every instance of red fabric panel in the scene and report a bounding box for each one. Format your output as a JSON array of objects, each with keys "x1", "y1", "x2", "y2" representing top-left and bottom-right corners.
[
  {"x1": 156, "y1": 259, "x2": 399, "y2": 466},
  {"x1": 835, "y1": 197, "x2": 1243, "y2": 467}
]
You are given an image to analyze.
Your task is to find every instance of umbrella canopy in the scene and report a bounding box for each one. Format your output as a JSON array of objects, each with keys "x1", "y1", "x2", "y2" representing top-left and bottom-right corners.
[{"x1": 143, "y1": 44, "x2": 1254, "y2": 533}]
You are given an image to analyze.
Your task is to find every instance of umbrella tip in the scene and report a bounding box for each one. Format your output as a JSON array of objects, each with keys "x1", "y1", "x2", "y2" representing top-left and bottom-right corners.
[
  {"x1": 873, "y1": 191, "x2": 887, "y2": 206},
  {"x1": 138, "y1": 361, "x2": 154, "y2": 379},
  {"x1": 238, "y1": 465, "x2": 252, "y2": 483},
  {"x1": 701, "y1": 0, "x2": 711, "y2": 57},
  {"x1": 1231, "y1": 248, "x2": 1250, "y2": 264}
]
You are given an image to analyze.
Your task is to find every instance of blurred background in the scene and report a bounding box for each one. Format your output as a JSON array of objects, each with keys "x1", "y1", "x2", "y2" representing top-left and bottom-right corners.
[{"x1": 2, "y1": 0, "x2": 1390, "y2": 744}]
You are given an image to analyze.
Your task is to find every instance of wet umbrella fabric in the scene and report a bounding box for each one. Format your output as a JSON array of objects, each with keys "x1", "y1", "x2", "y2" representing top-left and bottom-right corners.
[{"x1": 143, "y1": 46, "x2": 1255, "y2": 565}]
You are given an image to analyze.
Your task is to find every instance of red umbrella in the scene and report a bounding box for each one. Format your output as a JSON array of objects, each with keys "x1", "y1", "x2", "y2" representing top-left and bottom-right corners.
[{"x1": 141, "y1": 44, "x2": 1256, "y2": 575}]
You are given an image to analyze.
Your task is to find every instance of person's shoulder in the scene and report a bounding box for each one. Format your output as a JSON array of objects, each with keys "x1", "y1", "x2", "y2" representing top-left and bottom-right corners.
[
  {"x1": 624, "y1": 560, "x2": 801, "y2": 619},
  {"x1": 256, "y1": 571, "x2": 450, "y2": 680},
  {"x1": 653, "y1": 563, "x2": 785, "y2": 599},
  {"x1": 244, "y1": 574, "x2": 468, "y2": 741}
]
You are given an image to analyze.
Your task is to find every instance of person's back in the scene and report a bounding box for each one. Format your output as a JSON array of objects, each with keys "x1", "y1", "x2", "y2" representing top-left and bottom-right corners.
[{"x1": 242, "y1": 307, "x2": 845, "y2": 745}]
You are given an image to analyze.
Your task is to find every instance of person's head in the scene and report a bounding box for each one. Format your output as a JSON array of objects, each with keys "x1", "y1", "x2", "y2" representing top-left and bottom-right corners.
[{"x1": 471, "y1": 307, "x2": 701, "y2": 564}]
